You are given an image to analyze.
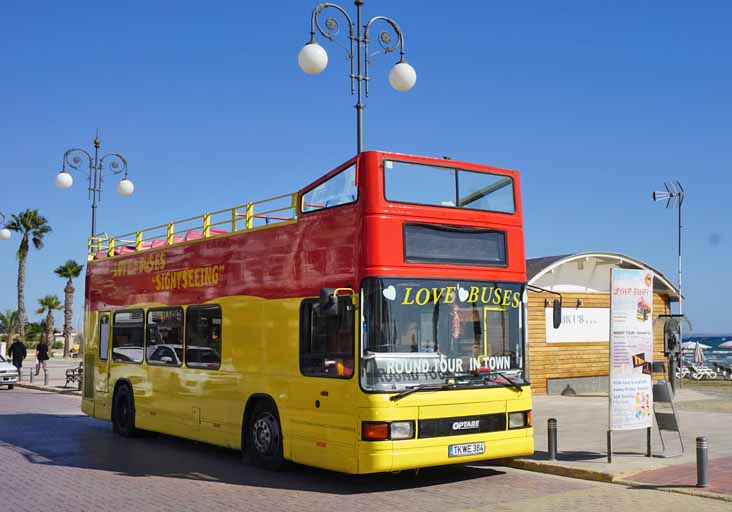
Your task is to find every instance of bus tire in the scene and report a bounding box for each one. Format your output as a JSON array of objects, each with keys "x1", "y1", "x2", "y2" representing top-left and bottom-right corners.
[
  {"x1": 247, "y1": 401, "x2": 284, "y2": 471},
  {"x1": 8, "y1": 384, "x2": 14, "y2": 390},
  {"x1": 112, "y1": 384, "x2": 138, "y2": 438}
]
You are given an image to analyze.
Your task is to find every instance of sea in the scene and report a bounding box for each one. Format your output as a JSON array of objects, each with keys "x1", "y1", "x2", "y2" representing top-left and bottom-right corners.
[{"x1": 682, "y1": 334, "x2": 732, "y2": 368}]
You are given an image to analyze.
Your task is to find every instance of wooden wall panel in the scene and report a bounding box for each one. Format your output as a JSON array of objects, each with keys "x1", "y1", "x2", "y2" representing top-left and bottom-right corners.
[{"x1": 528, "y1": 291, "x2": 671, "y2": 395}]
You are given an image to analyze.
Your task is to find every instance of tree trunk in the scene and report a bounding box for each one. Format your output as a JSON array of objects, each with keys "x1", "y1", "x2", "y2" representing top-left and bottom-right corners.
[
  {"x1": 63, "y1": 279, "x2": 74, "y2": 358},
  {"x1": 45, "y1": 311, "x2": 54, "y2": 350},
  {"x1": 16, "y1": 233, "x2": 28, "y2": 343}
]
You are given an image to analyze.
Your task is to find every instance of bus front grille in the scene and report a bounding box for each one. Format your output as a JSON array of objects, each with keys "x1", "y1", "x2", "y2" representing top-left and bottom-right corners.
[{"x1": 418, "y1": 413, "x2": 506, "y2": 439}]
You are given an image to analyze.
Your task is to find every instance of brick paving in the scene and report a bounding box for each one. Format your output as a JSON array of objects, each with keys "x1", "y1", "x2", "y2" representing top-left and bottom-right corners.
[
  {"x1": 629, "y1": 455, "x2": 732, "y2": 495},
  {"x1": 0, "y1": 388, "x2": 729, "y2": 511}
]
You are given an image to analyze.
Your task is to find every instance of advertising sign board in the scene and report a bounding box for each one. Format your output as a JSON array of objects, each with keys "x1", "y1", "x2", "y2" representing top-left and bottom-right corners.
[{"x1": 609, "y1": 268, "x2": 654, "y2": 431}]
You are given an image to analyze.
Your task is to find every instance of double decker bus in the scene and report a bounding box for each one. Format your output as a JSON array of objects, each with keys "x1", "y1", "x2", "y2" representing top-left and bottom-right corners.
[{"x1": 82, "y1": 150, "x2": 536, "y2": 474}]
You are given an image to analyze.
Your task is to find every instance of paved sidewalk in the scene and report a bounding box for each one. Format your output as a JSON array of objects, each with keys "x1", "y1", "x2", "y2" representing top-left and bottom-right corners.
[
  {"x1": 2, "y1": 388, "x2": 727, "y2": 512},
  {"x1": 14, "y1": 356, "x2": 82, "y2": 395},
  {"x1": 501, "y1": 387, "x2": 732, "y2": 501},
  {"x1": 630, "y1": 455, "x2": 732, "y2": 495}
]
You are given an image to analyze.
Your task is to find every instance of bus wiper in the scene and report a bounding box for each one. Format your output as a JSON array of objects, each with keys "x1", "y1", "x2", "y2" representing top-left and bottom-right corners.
[
  {"x1": 483, "y1": 371, "x2": 525, "y2": 393},
  {"x1": 390, "y1": 383, "x2": 450, "y2": 401}
]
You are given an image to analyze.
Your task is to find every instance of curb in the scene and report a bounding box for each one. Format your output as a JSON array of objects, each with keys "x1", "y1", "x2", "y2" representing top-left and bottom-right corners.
[
  {"x1": 16, "y1": 383, "x2": 82, "y2": 397},
  {"x1": 616, "y1": 478, "x2": 732, "y2": 503},
  {"x1": 497, "y1": 458, "x2": 629, "y2": 483},
  {"x1": 498, "y1": 458, "x2": 732, "y2": 503}
]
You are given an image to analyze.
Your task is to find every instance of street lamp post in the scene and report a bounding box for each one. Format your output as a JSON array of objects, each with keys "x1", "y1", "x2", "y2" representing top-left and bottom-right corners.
[
  {"x1": 0, "y1": 212, "x2": 10, "y2": 241},
  {"x1": 653, "y1": 180, "x2": 685, "y2": 385},
  {"x1": 298, "y1": 1, "x2": 417, "y2": 153},
  {"x1": 54, "y1": 130, "x2": 134, "y2": 238}
]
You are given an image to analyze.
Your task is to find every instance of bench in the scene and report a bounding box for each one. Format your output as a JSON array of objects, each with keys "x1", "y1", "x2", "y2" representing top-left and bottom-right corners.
[{"x1": 65, "y1": 363, "x2": 83, "y2": 387}]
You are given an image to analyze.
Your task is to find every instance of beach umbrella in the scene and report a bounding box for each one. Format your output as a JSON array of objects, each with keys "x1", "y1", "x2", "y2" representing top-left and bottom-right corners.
[
  {"x1": 682, "y1": 341, "x2": 710, "y2": 350},
  {"x1": 719, "y1": 341, "x2": 732, "y2": 349},
  {"x1": 693, "y1": 341, "x2": 705, "y2": 365}
]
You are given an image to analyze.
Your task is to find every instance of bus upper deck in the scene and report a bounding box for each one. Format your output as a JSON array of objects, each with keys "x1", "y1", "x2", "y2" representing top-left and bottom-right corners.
[{"x1": 87, "y1": 150, "x2": 524, "y2": 280}]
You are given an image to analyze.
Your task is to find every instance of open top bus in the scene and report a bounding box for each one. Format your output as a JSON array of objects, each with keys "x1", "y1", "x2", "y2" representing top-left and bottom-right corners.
[{"x1": 82, "y1": 151, "x2": 536, "y2": 473}]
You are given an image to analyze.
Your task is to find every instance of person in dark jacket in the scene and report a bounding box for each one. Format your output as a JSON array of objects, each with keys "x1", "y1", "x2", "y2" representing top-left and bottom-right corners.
[
  {"x1": 35, "y1": 341, "x2": 50, "y2": 376},
  {"x1": 8, "y1": 339, "x2": 27, "y2": 376}
]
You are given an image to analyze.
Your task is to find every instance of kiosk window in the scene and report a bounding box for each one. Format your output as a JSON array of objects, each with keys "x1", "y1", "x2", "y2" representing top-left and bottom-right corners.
[
  {"x1": 112, "y1": 310, "x2": 144, "y2": 364},
  {"x1": 299, "y1": 298, "x2": 355, "y2": 378},
  {"x1": 186, "y1": 305, "x2": 222, "y2": 369}
]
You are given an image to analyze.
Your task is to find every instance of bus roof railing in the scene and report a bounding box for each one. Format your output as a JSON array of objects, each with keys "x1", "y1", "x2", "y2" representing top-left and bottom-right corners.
[{"x1": 88, "y1": 192, "x2": 298, "y2": 261}]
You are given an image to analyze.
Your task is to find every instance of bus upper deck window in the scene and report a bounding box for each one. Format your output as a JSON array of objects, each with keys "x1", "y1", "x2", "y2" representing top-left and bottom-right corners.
[{"x1": 301, "y1": 164, "x2": 357, "y2": 213}]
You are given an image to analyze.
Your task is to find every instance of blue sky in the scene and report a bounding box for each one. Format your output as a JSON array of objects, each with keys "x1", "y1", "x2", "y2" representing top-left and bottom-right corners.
[{"x1": 1, "y1": 1, "x2": 730, "y2": 333}]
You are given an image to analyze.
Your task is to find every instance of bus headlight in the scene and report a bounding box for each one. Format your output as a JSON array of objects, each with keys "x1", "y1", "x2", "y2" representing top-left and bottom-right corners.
[
  {"x1": 508, "y1": 411, "x2": 531, "y2": 429},
  {"x1": 390, "y1": 421, "x2": 415, "y2": 440}
]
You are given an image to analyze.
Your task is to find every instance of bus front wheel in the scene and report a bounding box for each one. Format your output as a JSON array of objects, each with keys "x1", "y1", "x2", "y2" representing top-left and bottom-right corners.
[
  {"x1": 113, "y1": 384, "x2": 138, "y2": 438},
  {"x1": 247, "y1": 401, "x2": 284, "y2": 471}
]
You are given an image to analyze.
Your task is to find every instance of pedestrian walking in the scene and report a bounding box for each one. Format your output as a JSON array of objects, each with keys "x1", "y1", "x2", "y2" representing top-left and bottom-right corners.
[
  {"x1": 35, "y1": 340, "x2": 50, "y2": 376},
  {"x1": 8, "y1": 338, "x2": 27, "y2": 377}
]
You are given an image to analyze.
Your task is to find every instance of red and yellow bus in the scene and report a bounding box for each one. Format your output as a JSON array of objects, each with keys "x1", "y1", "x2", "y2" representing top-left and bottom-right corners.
[{"x1": 82, "y1": 150, "x2": 534, "y2": 473}]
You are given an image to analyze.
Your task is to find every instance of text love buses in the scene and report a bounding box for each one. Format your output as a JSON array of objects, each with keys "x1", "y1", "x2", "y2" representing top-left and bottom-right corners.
[
  {"x1": 108, "y1": 252, "x2": 225, "y2": 292},
  {"x1": 397, "y1": 285, "x2": 522, "y2": 308}
]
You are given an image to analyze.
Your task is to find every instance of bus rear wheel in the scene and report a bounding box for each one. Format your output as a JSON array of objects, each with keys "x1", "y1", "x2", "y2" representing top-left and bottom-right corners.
[
  {"x1": 113, "y1": 384, "x2": 138, "y2": 438},
  {"x1": 247, "y1": 401, "x2": 284, "y2": 471}
]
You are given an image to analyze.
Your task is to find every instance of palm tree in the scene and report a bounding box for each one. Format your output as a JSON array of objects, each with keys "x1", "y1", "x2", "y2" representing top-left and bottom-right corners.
[
  {"x1": 26, "y1": 322, "x2": 44, "y2": 343},
  {"x1": 36, "y1": 295, "x2": 62, "y2": 347},
  {"x1": 0, "y1": 310, "x2": 19, "y2": 343},
  {"x1": 6, "y1": 210, "x2": 51, "y2": 342},
  {"x1": 54, "y1": 260, "x2": 84, "y2": 358}
]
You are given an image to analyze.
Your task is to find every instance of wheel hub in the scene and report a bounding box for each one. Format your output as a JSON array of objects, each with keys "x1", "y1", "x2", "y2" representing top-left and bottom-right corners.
[{"x1": 253, "y1": 415, "x2": 275, "y2": 454}]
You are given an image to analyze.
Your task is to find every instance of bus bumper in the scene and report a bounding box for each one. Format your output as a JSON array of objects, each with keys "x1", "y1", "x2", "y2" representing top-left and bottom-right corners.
[{"x1": 357, "y1": 427, "x2": 533, "y2": 474}]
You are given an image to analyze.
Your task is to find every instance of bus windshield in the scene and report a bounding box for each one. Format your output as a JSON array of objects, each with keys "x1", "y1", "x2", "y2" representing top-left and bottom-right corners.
[{"x1": 361, "y1": 277, "x2": 525, "y2": 392}]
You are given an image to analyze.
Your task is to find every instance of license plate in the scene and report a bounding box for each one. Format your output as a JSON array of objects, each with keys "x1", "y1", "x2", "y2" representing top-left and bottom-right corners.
[{"x1": 448, "y1": 442, "x2": 485, "y2": 458}]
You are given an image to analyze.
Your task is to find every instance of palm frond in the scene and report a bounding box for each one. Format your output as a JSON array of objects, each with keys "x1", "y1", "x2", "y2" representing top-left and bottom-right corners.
[{"x1": 54, "y1": 259, "x2": 84, "y2": 278}]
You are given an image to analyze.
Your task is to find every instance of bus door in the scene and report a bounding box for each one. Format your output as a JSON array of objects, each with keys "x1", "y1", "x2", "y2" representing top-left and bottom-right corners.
[
  {"x1": 96, "y1": 312, "x2": 111, "y2": 396},
  {"x1": 291, "y1": 296, "x2": 358, "y2": 473}
]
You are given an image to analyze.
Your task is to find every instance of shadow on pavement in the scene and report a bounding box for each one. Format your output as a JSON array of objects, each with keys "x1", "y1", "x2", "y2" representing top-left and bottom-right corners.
[
  {"x1": 0, "y1": 413, "x2": 504, "y2": 494},
  {"x1": 530, "y1": 450, "x2": 607, "y2": 462},
  {"x1": 625, "y1": 484, "x2": 701, "y2": 490}
]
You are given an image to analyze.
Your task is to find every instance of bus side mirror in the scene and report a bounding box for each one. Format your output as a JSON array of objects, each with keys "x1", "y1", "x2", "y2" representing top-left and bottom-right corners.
[
  {"x1": 318, "y1": 288, "x2": 339, "y2": 317},
  {"x1": 553, "y1": 299, "x2": 562, "y2": 329}
]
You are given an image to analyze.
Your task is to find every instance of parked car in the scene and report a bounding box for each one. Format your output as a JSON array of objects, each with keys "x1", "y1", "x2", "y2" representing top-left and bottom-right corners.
[{"x1": 0, "y1": 355, "x2": 18, "y2": 389}]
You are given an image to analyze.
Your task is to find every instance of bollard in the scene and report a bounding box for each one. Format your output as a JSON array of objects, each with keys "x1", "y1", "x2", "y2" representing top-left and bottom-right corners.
[
  {"x1": 548, "y1": 418, "x2": 558, "y2": 461},
  {"x1": 696, "y1": 437, "x2": 709, "y2": 488},
  {"x1": 17, "y1": 368, "x2": 22, "y2": 383},
  {"x1": 43, "y1": 369, "x2": 49, "y2": 386},
  {"x1": 30, "y1": 369, "x2": 34, "y2": 384}
]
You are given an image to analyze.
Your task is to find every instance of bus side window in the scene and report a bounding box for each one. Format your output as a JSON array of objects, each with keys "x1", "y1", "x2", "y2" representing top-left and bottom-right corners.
[
  {"x1": 112, "y1": 310, "x2": 144, "y2": 364},
  {"x1": 185, "y1": 305, "x2": 222, "y2": 370},
  {"x1": 299, "y1": 298, "x2": 354, "y2": 378},
  {"x1": 301, "y1": 164, "x2": 357, "y2": 213},
  {"x1": 147, "y1": 307, "x2": 184, "y2": 366},
  {"x1": 99, "y1": 314, "x2": 109, "y2": 361}
]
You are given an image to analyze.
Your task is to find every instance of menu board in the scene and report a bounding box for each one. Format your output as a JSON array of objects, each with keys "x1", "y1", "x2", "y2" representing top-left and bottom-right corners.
[{"x1": 609, "y1": 269, "x2": 654, "y2": 431}]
